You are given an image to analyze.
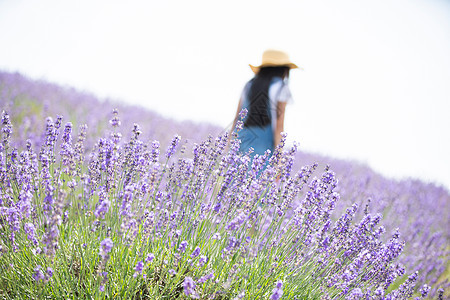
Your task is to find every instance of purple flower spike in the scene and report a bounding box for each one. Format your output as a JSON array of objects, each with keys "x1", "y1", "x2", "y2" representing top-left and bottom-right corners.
[
  {"x1": 198, "y1": 272, "x2": 214, "y2": 284},
  {"x1": 133, "y1": 261, "x2": 144, "y2": 277},
  {"x1": 239, "y1": 108, "x2": 248, "y2": 119},
  {"x1": 166, "y1": 135, "x2": 181, "y2": 159},
  {"x1": 198, "y1": 255, "x2": 208, "y2": 267},
  {"x1": 100, "y1": 237, "x2": 113, "y2": 259},
  {"x1": 24, "y1": 222, "x2": 38, "y2": 246},
  {"x1": 1, "y1": 110, "x2": 12, "y2": 147},
  {"x1": 151, "y1": 140, "x2": 160, "y2": 162},
  {"x1": 135, "y1": 261, "x2": 144, "y2": 273},
  {"x1": 109, "y1": 109, "x2": 121, "y2": 127},
  {"x1": 419, "y1": 284, "x2": 430, "y2": 298},
  {"x1": 191, "y1": 246, "x2": 201, "y2": 258},
  {"x1": 183, "y1": 276, "x2": 199, "y2": 299},
  {"x1": 347, "y1": 288, "x2": 363, "y2": 299},
  {"x1": 178, "y1": 241, "x2": 188, "y2": 253},
  {"x1": 270, "y1": 281, "x2": 283, "y2": 300},
  {"x1": 32, "y1": 265, "x2": 45, "y2": 282},
  {"x1": 169, "y1": 269, "x2": 177, "y2": 275},
  {"x1": 46, "y1": 267, "x2": 54, "y2": 279},
  {"x1": 94, "y1": 188, "x2": 110, "y2": 219},
  {"x1": 437, "y1": 288, "x2": 444, "y2": 299},
  {"x1": 145, "y1": 253, "x2": 155, "y2": 263}
]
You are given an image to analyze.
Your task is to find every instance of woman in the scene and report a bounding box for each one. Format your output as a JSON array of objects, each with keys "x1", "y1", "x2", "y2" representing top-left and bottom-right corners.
[{"x1": 233, "y1": 49, "x2": 298, "y2": 156}]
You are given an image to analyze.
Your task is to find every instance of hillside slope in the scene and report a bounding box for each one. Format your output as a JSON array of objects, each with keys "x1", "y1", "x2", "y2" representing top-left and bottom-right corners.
[{"x1": 1, "y1": 70, "x2": 448, "y2": 297}]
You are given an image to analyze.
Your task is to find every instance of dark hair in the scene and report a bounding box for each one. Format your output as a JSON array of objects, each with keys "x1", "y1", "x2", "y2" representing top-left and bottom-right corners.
[{"x1": 244, "y1": 66, "x2": 290, "y2": 128}]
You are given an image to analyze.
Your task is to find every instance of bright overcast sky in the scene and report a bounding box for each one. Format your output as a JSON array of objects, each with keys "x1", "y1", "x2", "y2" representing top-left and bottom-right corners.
[{"x1": 1, "y1": 0, "x2": 449, "y2": 190}]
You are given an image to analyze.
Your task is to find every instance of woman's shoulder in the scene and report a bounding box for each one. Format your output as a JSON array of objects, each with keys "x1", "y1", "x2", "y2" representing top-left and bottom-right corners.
[
  {"x1": 242, "y1": 79, "x2": 253, "y2": 89},
  {"x1": 269, "y1": 77, "x2": 292, "y2": 103},
  {"x1": 269, "y1": 77, "x2": 286, "y2": 90},
  {"x1": 268, "y1": 77, "x2": 284, "y2": 91}
]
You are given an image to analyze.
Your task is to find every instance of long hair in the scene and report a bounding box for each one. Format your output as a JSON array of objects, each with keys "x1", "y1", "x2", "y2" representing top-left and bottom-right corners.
[{"x1": 244, "y1": 66, "x2": 289, "y2": 128}]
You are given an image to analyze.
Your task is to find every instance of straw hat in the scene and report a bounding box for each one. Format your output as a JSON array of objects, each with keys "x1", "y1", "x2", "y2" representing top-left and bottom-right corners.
[{"x1": 249, "y1": 49, "x2": 299, "y2": 73}]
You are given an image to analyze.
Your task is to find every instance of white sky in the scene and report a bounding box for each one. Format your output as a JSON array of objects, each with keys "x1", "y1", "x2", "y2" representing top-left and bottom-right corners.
[{"x1": 1, "y1": 0, "x2": 449, "y2": 189}]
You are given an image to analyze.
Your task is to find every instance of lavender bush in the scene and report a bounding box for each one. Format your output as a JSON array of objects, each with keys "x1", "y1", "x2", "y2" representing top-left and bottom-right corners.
[
  {"x1": 294, "y1": 150, "x2": 450, "y2": 297},
  {"x1": 0, "y1": 71, "x2": 448, "y2": 299}
]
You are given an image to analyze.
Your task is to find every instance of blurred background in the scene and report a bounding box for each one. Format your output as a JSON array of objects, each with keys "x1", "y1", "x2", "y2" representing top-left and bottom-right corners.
[{"x1": 1, "y1": 0, "x2": 449, "y2": 189}]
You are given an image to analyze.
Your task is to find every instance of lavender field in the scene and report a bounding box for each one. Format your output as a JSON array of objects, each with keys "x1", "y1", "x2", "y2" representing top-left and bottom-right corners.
[{"x1": 0, "y1": 71, "x2": 448, "y2": 299}]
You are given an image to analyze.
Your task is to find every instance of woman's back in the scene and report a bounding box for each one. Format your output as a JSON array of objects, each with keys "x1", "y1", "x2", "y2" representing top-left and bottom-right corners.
[
  {"x1": 238, "y1": 73, "x2": 292, "y2": 155},
  {"x1": 233, "y1": 49, "x2": 298, "y2": 156}
]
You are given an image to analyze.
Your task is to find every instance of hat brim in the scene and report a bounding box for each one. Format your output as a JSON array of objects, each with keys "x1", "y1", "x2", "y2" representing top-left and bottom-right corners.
[{"x1": 249, "y1": 63, "x2": 300, "y2": 74}]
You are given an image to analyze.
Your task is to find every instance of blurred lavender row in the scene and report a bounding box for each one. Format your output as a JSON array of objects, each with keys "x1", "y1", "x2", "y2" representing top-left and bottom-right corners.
[{"x1": 0, "y1": 71, "x2": 222, "y2": 152}]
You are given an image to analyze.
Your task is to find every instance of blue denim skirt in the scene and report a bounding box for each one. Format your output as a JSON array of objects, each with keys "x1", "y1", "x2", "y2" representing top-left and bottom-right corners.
[{"x1": 238, "y1": 124, "x2": 274, "y2": 156}]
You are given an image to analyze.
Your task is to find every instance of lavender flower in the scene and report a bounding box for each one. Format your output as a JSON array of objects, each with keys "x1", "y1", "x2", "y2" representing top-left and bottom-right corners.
[
  {"x1": 135, "y1": 261, "x2": 144, "y2": 273},
  {"x1": 166, "y1": 135, "x2": 181, "y2": 159},
  {"x1": 46, "y1": 267, "x2": 54, "y2": 279},
  {"x1": 346, "y1": 288, "x2": 363, "y2": 300},
  {"x1": 183, "y1": 276, "x2": 199, "y2": 299},
  {"x1": 232, "y1": 291, "x2": 246, "y2": 300},
  {"x1": 198, "y1": 255, "x2": 208, "y2": 267},
  {"x1": 238, "y1": 108, "x2": 248, "y2": 120},
  {"x1": 437, "y1": 288, "x2": 444, "y2": 299},
  {"x1": 109, "y1": 109, "x2": 121, "y2": 127},
  {"x1": 120, "y1": 184, "x2": 134, "y2": 217},
  {"x1": 191, "y1": 246, "x2": 201, "y2": 258},
  {"x1": 60, "y1": 122, "x2": 74, "y2": 172},
  {"x1": 419, "y1": 284, "x2": 430, "y2": 298},
  {"x1": 41, "y1": 218, "x2": 60, "y2": 257},
  {"x1": 61, "y1": 122, "x2": 73, "y2": 144},
  {"x1": 145, "y1": 253, "x2": 155, "y2": 263},
  {"x1": 133, "y1": 261, "x2": 144, "y2": 277},
  {"x1": 270, "y1": 280, "x2": 283, "y2": 300},
  {"x1": 94, "y1": 188, "x2": 110, "y2": 219},
  {"x1": 168, "y1": 269, "x2": 177, "y2": 275},
  {"x1": 24, "y1": 222, "x2": 38, "y2": 246},
  {"x1": 178, "y1": 241, "x2": 188, "y2": 253},
  {"x1": 151, "y1": 140, "x2": 160, "y2": 163},
  {"x1": 100, "y1": 238, "x2": 113, "y2": 260},
  {"x1": 198, "y1": 272, "x2": 214, "y2": 284},
  {"x1": 32, "y1": 265, "x2": 45, "y2": 283},
  {"x1": 98, "y1": 271, "x2": 108, "y2": 291},
  {"x1": 1, "y1": 110, "x2": 12, "y2": 148}
]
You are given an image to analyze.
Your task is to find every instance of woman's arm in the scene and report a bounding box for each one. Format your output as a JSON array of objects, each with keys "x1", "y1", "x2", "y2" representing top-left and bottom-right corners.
[{"x1": 274, "y1": 101, "x2": 287, "y2": 148}]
